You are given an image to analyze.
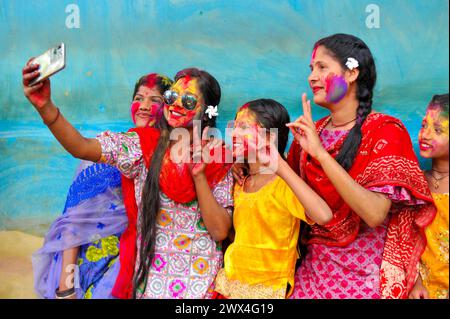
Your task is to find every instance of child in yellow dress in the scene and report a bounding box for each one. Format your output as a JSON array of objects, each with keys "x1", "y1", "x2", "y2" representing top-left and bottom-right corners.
[
  {"x1": 410, "y1": 93, "x2": 449, "y2": 299},
  {"x1": 213, "y1": 99, "x2": 332, "y2": 299}
]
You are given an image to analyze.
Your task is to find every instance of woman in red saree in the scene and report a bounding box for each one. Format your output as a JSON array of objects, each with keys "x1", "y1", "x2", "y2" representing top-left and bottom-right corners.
[{"x1": 286, "y1": 34, "x2": 436, "y2": 299}]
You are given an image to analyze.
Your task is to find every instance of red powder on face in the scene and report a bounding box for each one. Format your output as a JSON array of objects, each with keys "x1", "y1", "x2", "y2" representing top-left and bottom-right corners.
[
  {"x1": 181, "y1": 75, "x2": 192, "y2": 90},
  {"x1": 238, "y1": 103, "x2": 250, "y2": 111},
  {"x1": 143, "y1": 74, "x2": 158, "y2": 89},
  {"x1": 310, "y1": 45, "x2": 319, "y2": 65},
  {"x1": 130, "y1": 101, "x2": 140, "y2": 124}
]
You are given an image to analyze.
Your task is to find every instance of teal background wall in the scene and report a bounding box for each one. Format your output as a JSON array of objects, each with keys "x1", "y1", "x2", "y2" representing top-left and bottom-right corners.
[{"x1": 0, "y1": 0, "x2": 448, "y2": 235}]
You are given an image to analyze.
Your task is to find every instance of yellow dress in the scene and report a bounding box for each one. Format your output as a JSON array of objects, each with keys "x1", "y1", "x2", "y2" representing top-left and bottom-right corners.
[
  {"x1": 420, "y1": 193, "x2": 449, "y2": 299},
  {"x1": 214, "y1": 176, "x2": 312, "y2": 299}
]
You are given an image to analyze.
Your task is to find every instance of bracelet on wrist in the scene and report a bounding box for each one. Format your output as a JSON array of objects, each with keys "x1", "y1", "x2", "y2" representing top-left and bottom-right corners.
[
  {"x1": 55, "y1": 286, "x2": 76, "y2": 299},
  {"x1": 44, "y1": 107, "x2": 60, "y2": 126}
]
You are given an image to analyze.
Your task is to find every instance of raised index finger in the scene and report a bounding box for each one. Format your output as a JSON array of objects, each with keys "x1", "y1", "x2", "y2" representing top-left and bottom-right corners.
[{"x1": 302, "y1": 93, "x2": 314, "y2": 124}]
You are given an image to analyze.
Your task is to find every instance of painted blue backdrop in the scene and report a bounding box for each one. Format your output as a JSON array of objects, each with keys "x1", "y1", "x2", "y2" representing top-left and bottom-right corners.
[{"x1": 0, "y1": 0, "x2": 448, "y2": 235}]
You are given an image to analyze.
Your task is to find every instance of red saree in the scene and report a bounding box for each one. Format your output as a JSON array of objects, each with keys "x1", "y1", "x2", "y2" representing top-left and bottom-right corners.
[
  {"x1": 112, "y1": 127, "x2": 232, "y2": 299},
  {"x1": 287, "y1": 113, "x2": 436, "y2": 299}
]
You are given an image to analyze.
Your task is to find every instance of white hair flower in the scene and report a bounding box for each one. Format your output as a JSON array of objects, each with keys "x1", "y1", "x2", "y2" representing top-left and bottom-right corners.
[
  {"x1": 346, "y1": 57, "x2": 359, "y2": 70},
  {"x1": 205, "y1": 105, "x2": 219, "y2": 119}
]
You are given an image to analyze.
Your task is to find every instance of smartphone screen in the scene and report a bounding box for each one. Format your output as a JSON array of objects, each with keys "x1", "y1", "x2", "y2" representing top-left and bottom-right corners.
[{"x1": 28, "y1": 43, "x2": 65, "y2": 86}]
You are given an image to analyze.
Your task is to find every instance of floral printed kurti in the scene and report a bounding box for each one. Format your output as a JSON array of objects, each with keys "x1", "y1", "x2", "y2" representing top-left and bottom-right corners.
[{"x1": 96, "y1": 131, "x2": 234, "y2": 299}]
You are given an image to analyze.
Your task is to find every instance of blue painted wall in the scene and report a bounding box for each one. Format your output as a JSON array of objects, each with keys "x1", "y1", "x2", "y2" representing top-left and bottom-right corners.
[{"x1": 0, "y1": 0, "x2": 448, "y2": 235}]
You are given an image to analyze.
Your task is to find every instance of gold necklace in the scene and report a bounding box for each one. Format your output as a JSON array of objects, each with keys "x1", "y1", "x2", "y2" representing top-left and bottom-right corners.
[
  {"x1": 330, "y1": 117, "x2": 357, "y2": 128},
  {"x1": 429, "y1": 170, "x2": 449, "y2": 190}
]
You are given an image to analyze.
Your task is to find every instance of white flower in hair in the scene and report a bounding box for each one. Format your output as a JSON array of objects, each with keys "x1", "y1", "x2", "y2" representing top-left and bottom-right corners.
[
  {"x1": 205, "y1": 105, "x2": 219, "y2": 119},
  {"x1": 346, "y1": 57, "x2": 359, "y2": 70}
]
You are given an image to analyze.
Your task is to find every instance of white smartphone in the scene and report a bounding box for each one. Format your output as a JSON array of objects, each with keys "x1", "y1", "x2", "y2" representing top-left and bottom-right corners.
[{"x1": 28, "y1": 43, "x2": 66, "y2": 86}]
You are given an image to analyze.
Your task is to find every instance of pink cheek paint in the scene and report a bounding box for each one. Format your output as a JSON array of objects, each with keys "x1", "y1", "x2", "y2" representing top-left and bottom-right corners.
[
  {"x1": 130, "y1": 101, "x2": 140, "y2": 124},
  {"x1": 150, "y1": 103, "x2": 164, "y2": 121},
  {"x1": 324, "y1": 73, "x2": 348, "y2": 103}
]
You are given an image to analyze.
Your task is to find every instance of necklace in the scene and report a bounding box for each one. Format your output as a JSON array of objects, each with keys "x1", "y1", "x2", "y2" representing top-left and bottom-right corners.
[
  {"x1": 429, "y1": 170, "x2": 449, "y2": 190},
  {"x1": 248, "y1": 166, "x2": 272, "y2": 175},
  {"x1": 432, "y1": 168, "x2": 449, "y2": 174},
  {"x1": 330, "y1": 117, "x2": 357, "y2": 128}
]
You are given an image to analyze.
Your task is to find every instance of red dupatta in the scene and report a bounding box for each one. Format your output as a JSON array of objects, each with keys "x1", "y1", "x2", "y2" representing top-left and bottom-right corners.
[
  {"x1": 287, "y1": 113, "x2": 436, "y2": 299},
  {"x1": 112, "y1": 127, "x2": 232, "y2": 299}
]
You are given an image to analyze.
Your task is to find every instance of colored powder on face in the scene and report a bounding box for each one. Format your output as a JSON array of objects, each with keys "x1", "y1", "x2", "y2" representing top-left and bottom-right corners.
[
  {"x1": 311, "y1": 45, "x2": 319, "y2": 65},
  {"x1": 150, "y1": 102, "x2": 164, "y2": 122},
  {"x1": 428, "y1": 102, "x2": 449, "y2": 119},
  {"x1": 172, "y1": 77, "x2": 199, "y2": 96},
  {"x1": 130, "y1": 101, "x2": 140, "y2": 124},
  {"x1": 180, "y1": 75, "x2": 192, "y2": 90},
  {"x1": 236, "y1": 106, "x2": 257, "y2": 122},
  {"x1": 442, "y1": 119, "x2": 450, "y2": 136},
  {"x1": 143, "y1": 74, "x2": 158, "y2": 89},
  {"x1": 426, "y1": 109, "x2": 450, "y2": 137},
  {"x1": 238, "y1": 103, "x2": 250, "y2": 112},
  {"x1": 324, "y1": 73, "x2": 348, "y2": 103},
  {"x1": 166, "y1": 77, "x2": 202, "y2": 128},
  {"x1": 168, "y1": 107, "x2": 198, "y2": 128}
]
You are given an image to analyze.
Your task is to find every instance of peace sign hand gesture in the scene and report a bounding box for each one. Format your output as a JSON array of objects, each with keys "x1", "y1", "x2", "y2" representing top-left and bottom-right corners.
[
  {"x1": 286, "y1": 93, "x2": 327, "y2": 161},
  {"x1": 187, "y1": 125, "x2": 224, "y2": 178}
]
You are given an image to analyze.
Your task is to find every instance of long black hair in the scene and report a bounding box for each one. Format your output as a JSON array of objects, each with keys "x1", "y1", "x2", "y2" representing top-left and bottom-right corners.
[
  {"x1": 240, "y1": 99, "x2": 291, "y2": 159},
  {"x1": 314, "y1": 34, "x2": 377, "y2": 170},
  {"x1": 133, "y1": 68, "x2": 221, "y2": 297}
]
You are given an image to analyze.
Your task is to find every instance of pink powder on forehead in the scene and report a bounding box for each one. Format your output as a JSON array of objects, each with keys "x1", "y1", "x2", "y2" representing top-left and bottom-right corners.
[
  {"x1": 180, "y1": 75, "x2": 193, "y2": 89},
  {"x1": 311, "y1": 45, "x2": 319, "y2": 61},
  {"x1": 142, "y1": 74, "x2": 158, "y2": 89},
  {"x1": 311, "y1": 45, "x2": 319, "y2": 65}
]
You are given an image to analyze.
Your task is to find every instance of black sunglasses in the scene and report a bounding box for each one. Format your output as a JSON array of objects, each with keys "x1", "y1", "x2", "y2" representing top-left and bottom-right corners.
[{"x1": 163, "y1": 90, "x2": 198, "y2": 111}]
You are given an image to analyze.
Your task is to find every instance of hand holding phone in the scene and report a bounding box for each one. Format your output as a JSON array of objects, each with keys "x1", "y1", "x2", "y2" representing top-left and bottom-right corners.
[{"x1": 28, "y1": 43, "x2": 66, "y2": 87}]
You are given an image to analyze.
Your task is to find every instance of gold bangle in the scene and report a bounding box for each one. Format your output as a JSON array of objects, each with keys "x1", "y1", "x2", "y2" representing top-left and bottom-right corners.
[{"x1": 44, "y1": 107, "x2": 60, "y2": 126}]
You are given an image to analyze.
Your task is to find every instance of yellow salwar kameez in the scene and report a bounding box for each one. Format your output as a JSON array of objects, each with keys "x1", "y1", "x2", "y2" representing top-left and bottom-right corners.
[{"x1": 214, "y1": 176, "x2": 312, "y2": 299}]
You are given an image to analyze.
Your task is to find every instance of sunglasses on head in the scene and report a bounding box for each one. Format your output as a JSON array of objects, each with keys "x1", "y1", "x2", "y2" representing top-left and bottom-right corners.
[{"x1": 163, "y1": 90, "x2": 198, "y2": 111}]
